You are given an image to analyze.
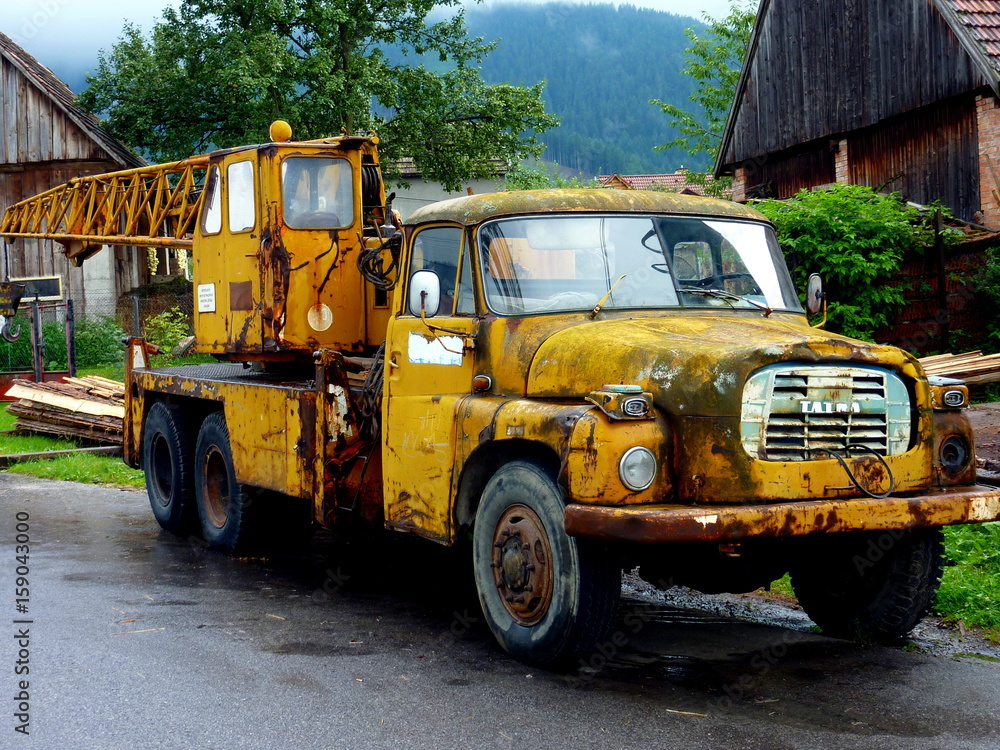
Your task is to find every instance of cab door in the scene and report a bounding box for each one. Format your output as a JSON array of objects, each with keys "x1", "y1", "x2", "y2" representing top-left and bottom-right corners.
[
  {"x1": 222, "y1": 157, "x2": 262, "y2": 351},
  {"x1": 383, "y1": 224, "x2": 478, "y2": 542}
]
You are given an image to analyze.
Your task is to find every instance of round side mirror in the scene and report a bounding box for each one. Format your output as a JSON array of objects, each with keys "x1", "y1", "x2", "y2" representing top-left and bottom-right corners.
[
  {"x1": 806, "y1": 273, "x2": 824, "y2": 315},
  {"x1": 408, "y1": 270, "x2": 441, "y2": 318}
]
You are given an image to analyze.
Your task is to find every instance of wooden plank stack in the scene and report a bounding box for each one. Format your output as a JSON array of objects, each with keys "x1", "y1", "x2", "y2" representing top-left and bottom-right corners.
[
  {"x1": 918, "y1": 351, "x2": 1000, "y2": 386},
  {"x1": 5, "y1": 377, "x2": 125, "y2": 444}
]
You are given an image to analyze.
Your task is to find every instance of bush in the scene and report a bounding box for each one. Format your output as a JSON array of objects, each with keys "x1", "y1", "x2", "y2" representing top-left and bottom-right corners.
[
  {"x1": 0, "y1": 314, "x2": 125, "y2": 373},
  {"x1": 978, "y1": 246, "x2": 1000, "y2": 353},
  {"x1": 75, "y1": 316, "x2": 126, "y2": 368},
  {"x1": 754, "y1": 184, "x2": 955, "y2": 341},
  {"x1": 145, "y1": 307, "x2": 191, "y2": 353}
]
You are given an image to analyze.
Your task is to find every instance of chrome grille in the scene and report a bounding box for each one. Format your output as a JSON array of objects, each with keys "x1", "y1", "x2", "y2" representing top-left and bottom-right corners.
[{"x1": 742, "y1": 365, "x2": 911, "y2": 461}]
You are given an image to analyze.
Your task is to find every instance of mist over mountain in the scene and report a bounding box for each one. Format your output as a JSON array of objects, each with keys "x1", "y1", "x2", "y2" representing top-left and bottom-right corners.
[
  {"x1": 466, "y1": 3, "x2": 703, "y2": 175},
  {"x1": 21, "y1": 2, "x2": 703, "y2": 177}
]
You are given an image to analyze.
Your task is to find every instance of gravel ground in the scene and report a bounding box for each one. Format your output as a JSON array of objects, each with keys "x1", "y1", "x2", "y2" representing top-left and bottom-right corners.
[
  {"x1": 968, "y1": 401, "x2": 1000, "y2": 477},
  {"x1": 622, "y1": 573, "x2": 1000, "y2": 664}
]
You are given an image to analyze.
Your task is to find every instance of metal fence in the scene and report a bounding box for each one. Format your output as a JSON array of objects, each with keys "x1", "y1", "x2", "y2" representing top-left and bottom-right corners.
[{"x1": 0, "y1": 287, "x2": 195, "y2": 376}]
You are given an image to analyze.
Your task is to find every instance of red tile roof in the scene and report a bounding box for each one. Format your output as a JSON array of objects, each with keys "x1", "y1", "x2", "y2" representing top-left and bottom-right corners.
[
  {"x1": 942, "y1": 0, "x2": 1000, "y2": 68},
  {"x1": 598, "y1": 172, "x2": 729, "y2": 196}
]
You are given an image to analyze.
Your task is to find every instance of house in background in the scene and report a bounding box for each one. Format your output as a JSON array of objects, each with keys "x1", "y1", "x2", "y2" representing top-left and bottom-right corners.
[
  {"x1": 599, "y1": 172, "x2": 726, "y2": 196},
  {"x1": 391, "y1": 158, "x2": 507, "y2": 219},
  {"x1": 715, "y1": 0, "x2": 1000, "y2": 229},
  {"x1": 0, "y1": 31, "x2": 149, "y2": 317}
]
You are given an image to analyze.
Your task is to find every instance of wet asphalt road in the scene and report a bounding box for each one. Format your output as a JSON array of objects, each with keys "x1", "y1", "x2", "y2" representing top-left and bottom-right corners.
[{"x1": 2, "y1": 473, "x2": 1000, "y2": 750}]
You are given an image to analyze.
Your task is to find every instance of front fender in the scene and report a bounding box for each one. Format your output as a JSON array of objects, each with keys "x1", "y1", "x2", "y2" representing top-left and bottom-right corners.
[{"x1": 454, "y1": 396, "x2": 673, "y2": 508}]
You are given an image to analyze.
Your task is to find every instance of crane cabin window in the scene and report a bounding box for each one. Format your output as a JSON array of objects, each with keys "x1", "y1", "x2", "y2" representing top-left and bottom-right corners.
[
  {"x1": 281, "y1": 157, "x2": 354, "y2": 229},
  {"x1": 227, "y1": 160, "x2": 256, "y2": 232},
  {"x1": 201, "y1": 167, "x2": 222, "y2": 235}
]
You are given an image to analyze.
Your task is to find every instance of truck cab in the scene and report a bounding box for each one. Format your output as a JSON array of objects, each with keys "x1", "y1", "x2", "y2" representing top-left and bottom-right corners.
[{"x1": 381, "y1": 189, "x2": 995, "y2": 665}]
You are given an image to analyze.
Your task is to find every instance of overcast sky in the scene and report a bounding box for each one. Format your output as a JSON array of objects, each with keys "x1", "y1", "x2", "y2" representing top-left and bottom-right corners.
[{"x1": 0, "y1": 0, "x2": 736, "y2": 87}]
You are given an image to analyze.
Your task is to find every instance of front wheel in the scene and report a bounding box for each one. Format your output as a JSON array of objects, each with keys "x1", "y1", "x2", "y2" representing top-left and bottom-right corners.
[
  {"x1": 472, "y1": 460, "x2": 621, "y2": 669},
  {"x1": 790, "y1": 528, "x2": 944, "y2": 642}
]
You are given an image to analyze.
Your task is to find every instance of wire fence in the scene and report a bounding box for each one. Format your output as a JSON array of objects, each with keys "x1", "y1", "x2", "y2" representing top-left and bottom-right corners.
[{"x1": 0, "y1": 287, "x2": 195, "y2": 376}]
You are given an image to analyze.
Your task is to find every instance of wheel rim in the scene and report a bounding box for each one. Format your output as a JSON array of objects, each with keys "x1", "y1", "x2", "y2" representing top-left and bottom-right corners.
[
  {"x1": 490, "y1": 504, "x2": 554, "y2": 626},
  {"x1": 201, "y1": 445, "x2": 230, "y2": 529},
  {"x1": 150, "y1": 433, "x2": 172, "y2": 508}
]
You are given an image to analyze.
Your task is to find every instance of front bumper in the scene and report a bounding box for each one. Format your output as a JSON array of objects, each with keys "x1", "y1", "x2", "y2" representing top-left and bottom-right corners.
[{"x1": 564, "y1": 485, "x2": 1000, "y2": 544}]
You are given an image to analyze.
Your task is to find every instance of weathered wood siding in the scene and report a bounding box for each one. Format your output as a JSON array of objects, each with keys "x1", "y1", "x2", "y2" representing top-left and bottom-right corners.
[
  {"x1": 743, "y1": 144, "x2": 835, "y2": 199},
  {"x1": 722, "y1": 0, "x2": 983, "y2": 166},
  {"x1": 849, "y1": 95, "x2": 980, "y2": 222},
  {"x1": 0, "y1": 50, "x2": 143, "y2": 313}
]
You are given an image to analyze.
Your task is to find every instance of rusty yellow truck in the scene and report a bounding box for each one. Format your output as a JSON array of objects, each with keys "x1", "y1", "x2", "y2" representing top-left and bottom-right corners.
[{"x1": 3, "y1": 122, "x2": 999, "y2": 667}]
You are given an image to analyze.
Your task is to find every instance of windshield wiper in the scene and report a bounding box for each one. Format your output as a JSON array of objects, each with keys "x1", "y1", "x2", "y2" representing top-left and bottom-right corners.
[{"x1": 678, "y1": 287, "x2": 772, "y2": 317}]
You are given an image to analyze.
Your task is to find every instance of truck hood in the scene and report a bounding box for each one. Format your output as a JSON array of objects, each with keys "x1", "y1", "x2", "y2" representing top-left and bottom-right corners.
[{"x1": 526, "y1": 315, "x2": 917, "y2": 417}]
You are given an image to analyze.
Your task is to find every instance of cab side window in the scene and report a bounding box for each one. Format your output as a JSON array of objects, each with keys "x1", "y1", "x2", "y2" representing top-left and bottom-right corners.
[{"x1": 408, "y1": 226, "x2": 475, "y2": 316}]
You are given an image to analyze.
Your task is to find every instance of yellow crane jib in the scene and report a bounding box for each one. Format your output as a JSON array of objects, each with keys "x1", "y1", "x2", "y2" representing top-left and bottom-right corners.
[{"x1": 0, "y1": 156, "x2": 210, "y2": 265}]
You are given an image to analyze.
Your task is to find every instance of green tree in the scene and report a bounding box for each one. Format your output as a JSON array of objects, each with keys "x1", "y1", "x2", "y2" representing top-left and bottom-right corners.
[
  {"x1": 502, "y1": 161, "x2": 600, "y2": 190},
  {"x1": 650, "y1": 0, "x2": 755, "y2": 163},
  {"x1": 77, "y1": 0, "x2": 558, "y2": 191},
  {"x1": 754, "y1": 184, "x2": 958, "y2": 341}
]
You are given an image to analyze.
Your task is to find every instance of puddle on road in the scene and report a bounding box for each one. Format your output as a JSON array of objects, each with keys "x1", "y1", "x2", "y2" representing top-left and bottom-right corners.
[
  {"x1": 562, "y1": 598, "x2": 941, "y2": 739},
  {"x1": 31, "y1": 492, "x2": 975, "y2": 742}
]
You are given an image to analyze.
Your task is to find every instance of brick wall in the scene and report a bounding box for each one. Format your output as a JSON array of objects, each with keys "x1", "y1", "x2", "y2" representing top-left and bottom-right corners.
[
  {"x1": 977, "y1": 93, "x2": 1000, "y2": 229},
  {"x1": 731, "y1": 166, "x2": 748, "y2": 202},
  {"x1": 833, "y1": 139, "x2": 849, "y2": 183}
]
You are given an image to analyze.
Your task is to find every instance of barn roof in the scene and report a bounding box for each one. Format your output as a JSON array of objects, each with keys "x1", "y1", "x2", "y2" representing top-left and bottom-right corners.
[
  {"x1": 715, "y1": 0, "x2": 1000, "y2": 176},
  {"x1": 0, "y1": 31, "x2": 144, "y2": 169}
]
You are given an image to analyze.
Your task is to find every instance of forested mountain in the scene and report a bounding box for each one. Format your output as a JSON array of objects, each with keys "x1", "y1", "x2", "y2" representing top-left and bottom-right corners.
[
  {"x1": 465, "y1": 3, "x2": 704, "y2": 176},
  {"x1": 45, "y1": 2, "x2": 702, "y2": 177}
]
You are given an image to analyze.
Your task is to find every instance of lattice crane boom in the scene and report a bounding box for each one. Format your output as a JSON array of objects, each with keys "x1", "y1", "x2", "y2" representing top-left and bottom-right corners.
[{"x1": 0, "y1": 155, "x2": 209, "y2": 265}]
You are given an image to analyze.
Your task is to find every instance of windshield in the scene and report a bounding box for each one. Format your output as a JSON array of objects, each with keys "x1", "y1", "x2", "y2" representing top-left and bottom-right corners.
[
  {"x1": 281, "y1": 156, "x2": 354, "y2": 229},
  {"x1": 477, "y1": 214, "x2": 802, "y2": 315}
]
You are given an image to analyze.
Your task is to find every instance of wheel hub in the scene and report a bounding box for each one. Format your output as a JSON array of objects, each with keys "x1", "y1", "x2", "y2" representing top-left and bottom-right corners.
[
  {"x1": 490, "y1": 504, "x2": 553, "y2": 625},
  {"x1": 201, "y1": 445, "x2": 230, "y2": 529}
]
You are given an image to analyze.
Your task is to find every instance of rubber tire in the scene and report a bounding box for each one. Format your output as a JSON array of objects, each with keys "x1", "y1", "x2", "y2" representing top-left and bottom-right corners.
[
  {"x1": 472, "y1": 459, "x2": 621, "y2": 669},
  {"x1": 194, "y1": 411, "x2": 262, "y2": 554},
  {"x1": 142, "y1": 401, "x2": 196, "y2": 535},
  {"x1": 790, "y1": 528, "x2": 945, "y2": 642}
]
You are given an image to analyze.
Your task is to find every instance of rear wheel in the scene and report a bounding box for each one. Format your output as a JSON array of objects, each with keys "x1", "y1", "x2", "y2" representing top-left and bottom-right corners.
[
  {"x1": 194, "y1": 412, "x2": 262, "y2": 554},
  {"x1": 472, "y1": 459, "x2": 621, "y2": 669},
  {"x1": 790, "y1": 528, "x2": 944, "y2": 642},
  {"x1": 143, "y1": 402, "x2": 196, "y2": 534}
]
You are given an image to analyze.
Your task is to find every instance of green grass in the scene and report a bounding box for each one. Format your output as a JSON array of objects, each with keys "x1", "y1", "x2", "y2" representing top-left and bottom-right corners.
[
  {"x1": 77, "y1": 364, "x2": 126, "y2": 381},
  {"x1": 0, "y1": 404, "x2": 144, "y2": 488},
  {"x1": 7, "y1": 452, "x2": 145, "y2": 488},
  {"x1": 934, "y1": 523, "x2": 1000, "y2": 639}
]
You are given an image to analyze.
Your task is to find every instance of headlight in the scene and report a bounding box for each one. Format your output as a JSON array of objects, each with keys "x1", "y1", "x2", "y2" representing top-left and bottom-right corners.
[
  {"x1": 940, "y1": 436, "x2": 970, "y2": 474},
  {"x1": 619, "y1": 446, "x2": 656, "y2": 491}
]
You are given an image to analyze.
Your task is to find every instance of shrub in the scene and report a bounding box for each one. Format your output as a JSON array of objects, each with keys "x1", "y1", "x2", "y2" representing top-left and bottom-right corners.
[
  {"x1": 754, "y1": 184, "x2": 955, "y2": 341},
  {"x1": 145, "y1": 306, "x2": 191, "y2": 353},
  {"x1": 74, "y1": 316, "x2": 126, "y2": 368},
  {"x1": 978, "y1": 246, "x2": 1000, "y2": 353}
]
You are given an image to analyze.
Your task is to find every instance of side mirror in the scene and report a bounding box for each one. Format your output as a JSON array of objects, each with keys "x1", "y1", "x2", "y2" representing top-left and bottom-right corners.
[
  {"x1": 806, "y1": 273, "x2": 824, "y2": 315},
  {"x1": 408, "y1": 270, "x2": 441, "y2": 318}
]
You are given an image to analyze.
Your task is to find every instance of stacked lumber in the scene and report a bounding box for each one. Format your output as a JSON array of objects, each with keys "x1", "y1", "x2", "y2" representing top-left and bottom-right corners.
[
  {"x1": 5, "y1": 377, "x2": 125, "y2": 444},
  {"x1": 918, "y1": 351, "x2": 1000, "y2": 386}
]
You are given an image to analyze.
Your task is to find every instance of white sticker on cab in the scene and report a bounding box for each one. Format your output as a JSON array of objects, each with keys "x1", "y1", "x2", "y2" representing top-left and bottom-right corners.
[{"x1": 408, "y1": 332, "x2": 463, "y2": 366}]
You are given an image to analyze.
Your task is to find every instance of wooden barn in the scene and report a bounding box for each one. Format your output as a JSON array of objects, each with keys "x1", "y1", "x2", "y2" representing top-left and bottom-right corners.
[
  {"x1": 715, "y1": 0, "x2": 1000, "y2": 229},
  {"x1": 0, "y1": 31, "x2": 148, "y2": 317}
]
